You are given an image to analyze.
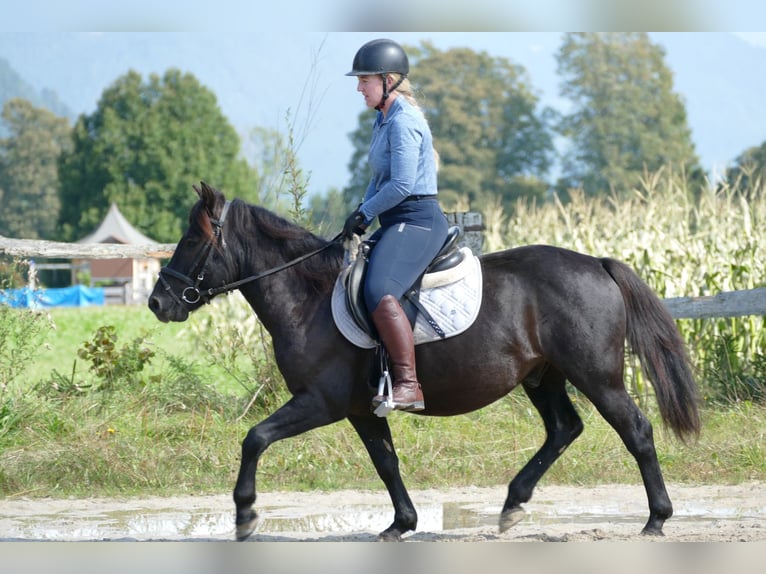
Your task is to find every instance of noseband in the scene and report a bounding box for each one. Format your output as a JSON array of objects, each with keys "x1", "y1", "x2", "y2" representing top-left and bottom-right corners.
[{"x1": 158, "y1": 201, "x2": 343, "y2": 309}]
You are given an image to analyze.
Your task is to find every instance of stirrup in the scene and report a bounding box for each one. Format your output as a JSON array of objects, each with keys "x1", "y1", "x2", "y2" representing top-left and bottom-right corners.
[{"x1": 373, "y1": 368, "x2": 395, "y2": 417}]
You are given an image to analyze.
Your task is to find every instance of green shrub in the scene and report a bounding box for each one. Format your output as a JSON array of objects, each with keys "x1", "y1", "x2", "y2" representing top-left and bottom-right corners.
[{"x1": 77, "y1": 325, "x2": 155, "y2": 391}]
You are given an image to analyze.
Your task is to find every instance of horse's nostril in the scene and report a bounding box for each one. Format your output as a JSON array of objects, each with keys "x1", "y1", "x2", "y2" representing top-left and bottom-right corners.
[{"x1": 148, "y1": 296, "x2": 160, "y2": 313}]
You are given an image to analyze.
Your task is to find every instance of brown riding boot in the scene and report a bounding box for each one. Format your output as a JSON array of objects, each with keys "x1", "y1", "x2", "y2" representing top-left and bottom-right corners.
[{"x1": 371, "y1": 295, "x2": 425, "y2": 412}]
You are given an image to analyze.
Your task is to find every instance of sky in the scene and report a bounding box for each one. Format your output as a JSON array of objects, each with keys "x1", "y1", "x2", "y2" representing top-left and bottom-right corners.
[
  {"x1": 10, "y1": 30, "x2": 766, "y2": 196},
  {"x1": 3, "y1": 0, "x2": 766, "y2": 33},
  {"x1": 2, "y1": 3, "x2": 765, "y2": 195}
]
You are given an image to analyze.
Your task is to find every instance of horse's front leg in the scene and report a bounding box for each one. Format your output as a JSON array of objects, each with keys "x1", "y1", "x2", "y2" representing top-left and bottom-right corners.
[
  {"x1": 233, "y1": 392, "x2": 343, "y2": 541},
  {"x1": 347, "y1": 414, "x2": 417, "y2": 541}
]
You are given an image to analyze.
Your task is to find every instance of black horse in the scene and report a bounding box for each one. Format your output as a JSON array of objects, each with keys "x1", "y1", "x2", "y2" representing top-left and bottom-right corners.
[{"x1": 148, "y1": 182, "x2": 700, "y2": 541}]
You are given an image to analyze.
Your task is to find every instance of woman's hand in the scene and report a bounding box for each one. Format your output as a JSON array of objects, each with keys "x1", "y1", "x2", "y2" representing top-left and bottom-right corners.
[{"x1": 343, "y1": 210, "x2": 367, "y2": 239}]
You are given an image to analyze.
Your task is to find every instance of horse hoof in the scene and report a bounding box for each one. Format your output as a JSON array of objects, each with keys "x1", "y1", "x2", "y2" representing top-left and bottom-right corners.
[
  {"x1": 499, "y1": 507, "x2": 526, "y2": 533},
  {"x1": 235, "y1": 511, "x2": 259, "y2": 541},
  {"x1": 640, "y1": 526, "x2": 665, "y2": 537},
  {"x1": 377, "y1": 529, "x2": 403, "y2": 542}
]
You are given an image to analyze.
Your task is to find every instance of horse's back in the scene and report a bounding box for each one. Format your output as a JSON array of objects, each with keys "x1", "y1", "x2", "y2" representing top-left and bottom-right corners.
[
  {"x1": 481, "y1": 244, "x2": 608, "y2": 279},
  {"x1": 416, "y1": 244, "x2": 628, "y2": 414},
  {"x1": 477, "y1": 244, "x2": 622, "y2": 314}
]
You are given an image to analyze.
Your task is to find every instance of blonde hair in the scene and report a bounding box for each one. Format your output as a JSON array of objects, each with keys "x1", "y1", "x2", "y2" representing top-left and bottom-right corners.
[{"x1": 387, "y1": 74, "x2": 418, "y2": 109}]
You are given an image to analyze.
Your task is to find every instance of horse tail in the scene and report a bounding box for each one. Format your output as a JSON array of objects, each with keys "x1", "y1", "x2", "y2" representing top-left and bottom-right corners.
[{"x1": 601, "y1": 258, "x2": 701, "y2": 442}]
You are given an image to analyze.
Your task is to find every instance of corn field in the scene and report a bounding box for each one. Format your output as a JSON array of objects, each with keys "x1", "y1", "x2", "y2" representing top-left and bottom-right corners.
[{"x1": 496, "y1": 169, "x2": 766, "y2": 405}]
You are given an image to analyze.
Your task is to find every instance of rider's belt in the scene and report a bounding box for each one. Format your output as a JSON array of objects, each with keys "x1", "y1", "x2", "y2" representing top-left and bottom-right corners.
[{"x1": 403, "y1": 194, "x2": 437, "y2": 202}]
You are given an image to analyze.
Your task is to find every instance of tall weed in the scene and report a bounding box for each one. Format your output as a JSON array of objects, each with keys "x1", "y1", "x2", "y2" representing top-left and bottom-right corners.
[
  {"x1": 178, "y1": 291, "x2": 289, "y2": 416},
  {"x1": 0, "y1": 261, "x2": 55, "y2": 409}
]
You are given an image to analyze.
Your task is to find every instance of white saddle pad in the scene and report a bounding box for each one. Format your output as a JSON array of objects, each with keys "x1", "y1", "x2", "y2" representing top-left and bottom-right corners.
[{"x1": 331, "y1": 248, "x2": 483, "y2": 349}]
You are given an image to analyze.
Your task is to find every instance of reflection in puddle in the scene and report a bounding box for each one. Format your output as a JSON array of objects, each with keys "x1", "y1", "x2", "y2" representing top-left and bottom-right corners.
[
  {"x1": 2, "y1": 499, "x2": 762, "y2": 540},
  {"x1": 443, "y1": 500, "x2": 766, "y2": 530}
]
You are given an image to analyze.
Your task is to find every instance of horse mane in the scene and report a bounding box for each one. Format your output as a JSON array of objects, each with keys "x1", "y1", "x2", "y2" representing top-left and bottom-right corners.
[{"x1": 230, "y1": 200, "x2": 344, "y2": 294}]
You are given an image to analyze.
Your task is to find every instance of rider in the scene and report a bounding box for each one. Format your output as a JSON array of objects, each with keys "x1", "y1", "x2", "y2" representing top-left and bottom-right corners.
[{"x1": 343, "y1": 38, "x2": 450, "y2": 412}]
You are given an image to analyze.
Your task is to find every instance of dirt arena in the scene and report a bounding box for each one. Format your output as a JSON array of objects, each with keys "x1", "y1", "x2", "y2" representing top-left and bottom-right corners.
[{"x1": 0, "y1": 482, "x2": 763, "y2": 542}]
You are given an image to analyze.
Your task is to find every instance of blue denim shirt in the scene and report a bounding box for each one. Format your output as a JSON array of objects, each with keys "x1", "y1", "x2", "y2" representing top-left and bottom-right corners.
[{"x1": 359, "y1": 96, "x2": 438, "y2": 224}]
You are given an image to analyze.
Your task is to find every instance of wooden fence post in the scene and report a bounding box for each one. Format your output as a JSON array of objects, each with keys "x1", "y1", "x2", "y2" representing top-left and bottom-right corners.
[{"x1": 446, "y1": 212, "x2": 485, "y2": 255}]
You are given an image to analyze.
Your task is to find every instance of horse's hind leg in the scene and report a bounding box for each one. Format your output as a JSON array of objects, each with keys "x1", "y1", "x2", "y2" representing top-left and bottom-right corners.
[
  {"x1": 348, "y1": 414, "x2": 417, "y2": 541},
  {"x1": 500, "y1": 369, "x2": 583, "y2": 532},
  {"x1": 586, "y1": 386, "x2": 672, "y2": 535}
]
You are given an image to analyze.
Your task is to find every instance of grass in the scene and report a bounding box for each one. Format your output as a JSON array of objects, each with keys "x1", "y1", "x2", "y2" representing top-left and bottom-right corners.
[
  {"x1": 1, "y1": 378, "x2": 763, "y2": 498},
  {"x1": 21, "y1": 304, "x2": 245, "y2": 396},
  {"x1": 1, "y1": 298, "x2": 764, "y2": 497},
  {"x1": 24, "y1": 306, "x2": 186, "y2": 384}
]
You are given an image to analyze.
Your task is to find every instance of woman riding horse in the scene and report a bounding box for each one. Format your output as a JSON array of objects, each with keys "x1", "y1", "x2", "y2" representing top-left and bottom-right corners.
[{"x1": 344, "y1": 38, "x2": 450, "y2": 412}]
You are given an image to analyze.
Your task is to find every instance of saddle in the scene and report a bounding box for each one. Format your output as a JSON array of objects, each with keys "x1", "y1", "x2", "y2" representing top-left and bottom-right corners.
[{"x1": 344, "y1": 226, "x2": 464, "y2": 340}]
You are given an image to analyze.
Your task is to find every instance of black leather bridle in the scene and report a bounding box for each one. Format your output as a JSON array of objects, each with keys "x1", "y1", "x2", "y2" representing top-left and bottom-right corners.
[
  {"x1": 158, "y1": 200, "x2": 233, "y2": 307},
  {"x1": 158, "y1": 200, "x2": 342, "y2": 308}
]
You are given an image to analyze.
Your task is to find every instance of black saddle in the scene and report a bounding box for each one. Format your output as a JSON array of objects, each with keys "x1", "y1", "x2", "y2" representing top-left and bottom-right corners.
[{"x1": 344, "y1": 226, "x2": 464, "y2": 340}]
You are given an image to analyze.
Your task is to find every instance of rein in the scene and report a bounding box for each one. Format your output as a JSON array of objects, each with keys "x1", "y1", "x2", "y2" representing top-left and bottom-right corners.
[
  {"x1": 159, "y1": 200, "x2": 343, "y2": 307},
  {"x1": 206, "y1": 232, "x2": 343, "y2": 297}
]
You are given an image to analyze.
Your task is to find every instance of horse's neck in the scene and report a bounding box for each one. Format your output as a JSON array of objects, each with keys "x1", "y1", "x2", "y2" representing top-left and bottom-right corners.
[
  {"x1": 233, "y1": 225, "x2": 331, "y2": 338},
  {"x1": 239, "y1": 273, "x2": 304, "y2": 320}
]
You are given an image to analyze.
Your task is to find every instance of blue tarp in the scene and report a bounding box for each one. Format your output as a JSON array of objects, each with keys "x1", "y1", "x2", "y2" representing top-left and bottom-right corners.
[{"x1": 0, "y1": 285, "x2": 105, "y2": 308}]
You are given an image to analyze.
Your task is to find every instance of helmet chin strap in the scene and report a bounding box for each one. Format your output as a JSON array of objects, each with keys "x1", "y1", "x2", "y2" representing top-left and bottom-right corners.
[{"x1": 375, "y1": 73, "x2": 405, "y2": 111}]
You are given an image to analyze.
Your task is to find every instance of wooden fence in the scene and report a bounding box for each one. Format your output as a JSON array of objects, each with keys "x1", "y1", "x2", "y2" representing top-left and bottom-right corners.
[
  {"x1": 663, "y1": 288, "x2": 766, "y2": 319},
  {"x1": 0, "y1": 236, "x2": 176, "y2": 260},
  {"x1": 1, "y1": 235, "x2": 765, "y2": 319}
]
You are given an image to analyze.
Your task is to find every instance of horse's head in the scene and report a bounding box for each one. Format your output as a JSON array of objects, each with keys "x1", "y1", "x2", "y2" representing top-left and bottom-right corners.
[{"x1": 148, "y1": 181, "x2": 235, "y2": 322}]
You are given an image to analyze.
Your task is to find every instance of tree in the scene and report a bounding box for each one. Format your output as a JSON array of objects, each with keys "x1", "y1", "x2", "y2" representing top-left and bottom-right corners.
[
  {"x1": 57, "y1": 69, "x2": 258, "y2": 243},
  {"x1": 342, "y1": 42, "x2": 555, "y2": 216},
  {"x1": 725, "y1": 141, "x2": 766, "y2": 194},
  {"x1": 246, "y1": 122, "x2": 315, "y2": 227},
  {"x1": 308, "y1": 187, "x2": 349, "y2": 236},
  {"x1": 0, "y1": 98, "x2": 72, "y2": 239},
  {"x1": 556, "y1": 33, "x2": 702, "y2": 197}
]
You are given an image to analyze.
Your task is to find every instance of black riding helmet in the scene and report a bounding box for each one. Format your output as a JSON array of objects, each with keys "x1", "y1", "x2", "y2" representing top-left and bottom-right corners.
[
  {"x1": 346, "y1": 38, "x2": 409, "y2": 76},
  {"x1": 346, "y1": 38, "x2": 409, "y2": 110}
]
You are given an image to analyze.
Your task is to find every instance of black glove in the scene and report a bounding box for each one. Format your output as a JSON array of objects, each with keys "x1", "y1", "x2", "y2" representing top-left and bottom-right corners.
[{"x1": 343, "y1": 209, "x2": 367, "y2": 239}]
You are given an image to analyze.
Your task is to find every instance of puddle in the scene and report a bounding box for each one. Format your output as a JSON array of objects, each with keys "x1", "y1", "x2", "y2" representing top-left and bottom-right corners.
[
  {"x1": 0, "y1": 503, "x2": 440, "y2": 541},
  {"x1": 443, "y1": 501, "x2": 765, "y2": 529},
  {"x1": 1, "y1": 498, "x2": 762, "y2": 541}
]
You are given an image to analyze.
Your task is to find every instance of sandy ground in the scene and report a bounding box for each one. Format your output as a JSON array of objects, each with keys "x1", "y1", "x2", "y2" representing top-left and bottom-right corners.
[{"x1": 0, "y1": 482, "x2": 764, "y2": 542}]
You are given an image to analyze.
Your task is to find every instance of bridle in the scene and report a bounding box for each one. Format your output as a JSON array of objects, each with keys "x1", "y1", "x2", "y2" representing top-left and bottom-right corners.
[
  {"x1": 158, "y1": 200, "x2": 342, "y2": 308},
  {"x1": 158, "y1": 200, "x2": 233, "y2": 307}
]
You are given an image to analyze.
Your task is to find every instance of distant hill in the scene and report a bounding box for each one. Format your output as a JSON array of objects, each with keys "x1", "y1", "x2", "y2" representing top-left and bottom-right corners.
[{"x1": 0, "y1": 56, "x2": 72, "y2": 123}]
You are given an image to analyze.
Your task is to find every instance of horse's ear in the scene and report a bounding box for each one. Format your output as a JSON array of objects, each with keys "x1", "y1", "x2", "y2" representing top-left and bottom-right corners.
[{"x1": 195, "y1": 181, "x2": 225, "y2": 214}]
